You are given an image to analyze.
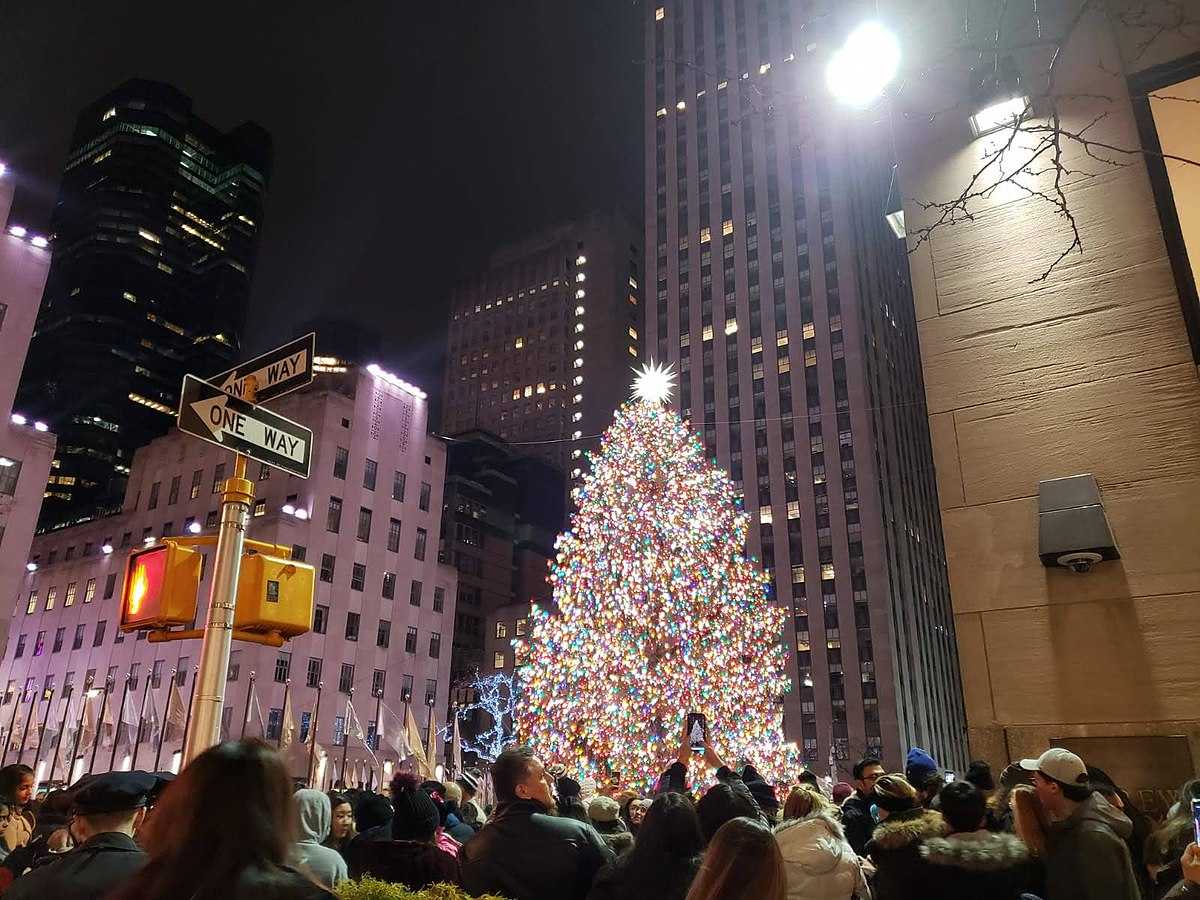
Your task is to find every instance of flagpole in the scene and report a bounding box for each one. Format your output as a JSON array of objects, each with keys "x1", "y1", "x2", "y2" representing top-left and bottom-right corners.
[
  {"x1": 277, "y1": 680, "x2": 290, "y2": 750},
  {"x1": 339, "y1": 690, "x2": 352, "y2": 789},
  {"x1": 48, "y1": 685, "x2": 73, "y2": 785},
  {"x1": 241, "y1": 672, "x2": 255, "y2": 739},
  {"x1": 130, "y1": 673, "x2": 152, "y2": 771},
  {"x1": 307, "y1": 681, "x2": 323, "y2": 788},
  {"x1": 1, "y1": 682, "x2": 23, "y2": 766},
  {"x1": 89, "y1": 677, "x2": 112, "y2": 775},
  {"x1": 17, "y1": 690, "x2": 38, "y2": 764},
  {"x1": 32, "y1": 687, "x2": 54, "y2": 774},
  {"x1": 71, "y1": 674, "x2": 95, "y2": 781},
  {"x1": 109, "y1": 674, "x2": 132, "y2": 771},
  {"x1": 180, "y1": 667, "x2": 198, "y2": 754},
  {"x1": 153, "y1": 669, "x2": 174, "y2": 772}
]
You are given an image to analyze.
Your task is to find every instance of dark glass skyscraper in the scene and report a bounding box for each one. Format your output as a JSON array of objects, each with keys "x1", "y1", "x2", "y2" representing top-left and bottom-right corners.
[
  {"x1": 644, "y1": 2, "x2": 966, "y2": 773},
  {"x1": 17, "y1": 79, "x2": 271, "y2": 529}
]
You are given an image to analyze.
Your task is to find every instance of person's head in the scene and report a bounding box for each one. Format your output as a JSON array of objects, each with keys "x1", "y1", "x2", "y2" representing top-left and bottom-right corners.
[
  {"x1": 108, "y1": 742, "x2": 308, "y2": 900},
  {"x1": 782, "y1": 785, "x2": 834, "y2": 822},
  {"x1": 0, "y1": 764, "x2": 34, "y2": 807},
  {"x1": 696, "y1": 781, "x2": 759, "y2": 843},
  {"x1": 965, "y1": 760, "x2": 996, "y2": 796},
  {"x1": 685, "y1": 817, "x2": 786, "y2": 900},
  {"x1": 389, "y1": 774, "x2": 441, "y2": 843},
  {"x1": 327, "y1": 792, "x2": 355, "y2": 839},
  {"x1": 293, "y1": 789, "x2": 332, "y2": 844},
  {"x1": 832, "y1": 782, "x2": 854, "y2": 806},
  {"x1": 354, "y1": 790, "x2": 393, "y2": 833},
  {"x1": 939, "y1": 781, "x2": 987, "y2": 833},
  {"x1": 67, "y1": 771, "x2": 157, "y2": 844},
  {"x1": 0, "y1": 801, "x2": 12, "y2": 834},
  {"x1": 628, "y1": 797, "x2": 651, "y2": 828},
  {"x1": 442, "y1": 781, "x2": 463, "y2": 806},
  {"x1": 904, "y1": 748, "x2": 939, "y2": 788},
  {"x1": 455, "y1": 771, "x2": 479, "y2": 801},
  {"x1": 1019, "y1": 749, "x2": 1090, "y2": 817},
  {"x1": 872, "y1": 774, "x2": 918, "y2": 820},
  {"x1": 852, "y1": 756, "x2": 884, "y2": 796},
  {"x1": 1010, "y1": 785, "x2": 1048, "y2": 857},
  {"x1": 492, "y1": 745, "x2": 555, "y2": 811},
  {"x1": 634, "y1": 793, "x2": 703, "y2": 859}
]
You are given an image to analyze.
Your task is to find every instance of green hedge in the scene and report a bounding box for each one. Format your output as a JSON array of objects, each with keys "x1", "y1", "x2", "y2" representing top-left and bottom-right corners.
[{"x1": 335, "y1": 878, "x2": 510, "y2": 900}]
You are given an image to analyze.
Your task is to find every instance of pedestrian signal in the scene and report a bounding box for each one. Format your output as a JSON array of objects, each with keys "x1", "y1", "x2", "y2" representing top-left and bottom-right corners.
[
  {"x1": 234, "y1": 553, "x2": 315, "y2": 638},
  {"x1": 120, "y1": 542, "x2": 202, "y2": 631}
]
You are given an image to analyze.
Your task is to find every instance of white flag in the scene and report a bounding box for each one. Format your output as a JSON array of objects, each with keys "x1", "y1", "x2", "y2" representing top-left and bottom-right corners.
[
  {"x1": 120, "y1": 682, "x2": 141, "y2": 748},
  {"x1": 452, "y1": 714, "x2": 463, "y2": 776},
  {"x1": 244, "y1": 682, "x2": 265, "y2": 738},
  {"x1": 405, "y1": 704, "x2": 430, "y2": 778},
  {"x1": 143, "y1": 686, "x2": 160, "y2": 746},
  {"x1": 101, "y1": 689, "x2": 117, "y2": 747},
  {"x1": 426, "y1": 709, "x2": 439, "y2": 775},
  {"x1": 379, "y1": 701, "x2": 409, "y2": 758},
  {"x1": 346, "y1": 700, "x2": 378, "y2": 766},
  {"x1": 281, "y1": 690, "x2": 297, "y2": 749},
  {"x1": 163, "y1": 680, "x2": 186, "y2": 743}
]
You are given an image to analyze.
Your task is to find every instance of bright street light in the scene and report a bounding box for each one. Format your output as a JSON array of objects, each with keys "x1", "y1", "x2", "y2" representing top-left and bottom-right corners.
[
  {"x1": 826, "y1": 22, "x2": 901, "y2": 108},
  {"x1": 969, "y1": 95, "x2": 1031, "y2": 137}
]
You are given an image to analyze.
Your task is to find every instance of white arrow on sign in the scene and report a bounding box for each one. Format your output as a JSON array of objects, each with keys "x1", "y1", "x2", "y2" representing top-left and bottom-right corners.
[
  {"x1": 219, "y1": 348, "x2": 309, "y2": 401},
  {"x1": 190, "y1": 392, "x2": 307, "y2": 463}
]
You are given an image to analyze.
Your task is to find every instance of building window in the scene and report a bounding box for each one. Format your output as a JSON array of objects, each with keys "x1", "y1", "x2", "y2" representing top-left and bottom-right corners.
[
  {"x1": 433, "y1": 587, "x2": 445, "y2": 612},
  {"x1": 357, "y1": 507, "x2": 372, "y2": 542},
  {"x1": 129, "y1": 663, "x2": 140, "y2": 690},
  {"x1": 408, "y1": 580, "x2": 423, "y2": 607},
  {"x1": 72, "y1": 625, "x2": 85, "y2": 650},
  {"x1": 148, "y1": 481, "x2": 160, "y2": 510},
  {"x1": 494, "y1": 651, "x2": 506, "y2": 669},
  {"x1": 190, "y1": 469, "x2": 202, "y2": 499},
  {"x1": 101, "y1": 574, "x2": 115, "y2": 601},
  {"x1": 25, "y1": 592, "x2": 37, "y2": 615},
  {"x1": 151, "y1": 659, "x2": 164, "y2": 688},
  {"x1": 266, "y1": 708, "x2": 282, "y2": 741},
  {"x1": 291, "y1": 544, "x2": 306, "y2": 562},
  {"x1": 496, "y1": 622, "x2": 508, "y2": 639},
  {"x1": 333, "y1": 447, "x2": 349, "y2": 479},
  {"x1": 0, "y1": 459, "x2": 20, "y2": 497},
  {"x1": 212, "y1": 463, "x2": 225, "y2": 493},
  {"x1": 313, "y1": 604, "x2": 329, "y2": 634},
  {"x1": 338, "y1": 663, "x2": 354, "y2": 694},
  {"x1": 429, "y1": 632, "x2": 441, "y2": 659},
  {"x1": 93, "y1": 620, "x2": 107, "y2": 646},
  {"x1": 377, "y1": 619, "x2": 391, "y2": 648},
  {"x1": 168, "y1": 475, "x2": 181, "y2": 505},
  {"x1": 333, "y1": 714, "x2": 346, "y2": 746},
  {"x1": 414, "y1": 527, "x2": 427, "y2": 561},
  {"x1": 274, "y1": 652, "x2": 291, "y2": 683},
  {"x1": 258, "y1": 462, "x2": 271, "y2": 481},
  {"x1": 425, "y1": 678, "x2": 437, "y2": 707},
  {"x1": 13, "y1": 635, "x2": 25, "y2": 659},
  {"x1": 253, "y1": 499, "x2": 266, "y2": 517},
  {"x1": 382, "y1": 572, "x2": 396, "y2": 599},
  {"x1": 419, "y1": 482, "x2": 431, "y2": 511},
  {"x1": 372, "y1": 669, "x2": 386, "y2": 697},
  {"x1": 45, "y1": 587, "x2": 57, "y2": 610},
  {"x1": 176, "y1": 663, "x2": 189, "y2": 687},
  {"x1": 206, "y1": 509, "x2": 219, "y2": 528},
  {"x1": 345, "y1": 611, "x2": 360, "y2": 641},
  {"x1": 320, "y1": 554, "x2": 335, "y2": 583},
  {"x1": 405, "y1": 627, "x2": 418, "y2": 653},
  {"x1": 515, "y1": 617, "x2": 528, "y2": 636},
  {"x1": 388, "y1": 518, "x2": 402, "y2": 552},
  {"x1": 307, "y1": 657, "x2": 322, "y2": 688},
  {"x1": 351, "y1": 563, "x2": 366, "y2": 592},
  {"x1": 52, "y1": 627, "x2": 65, "y2": 653},
  {"x1": 363, "y1": 459, "x2": 377, "y2": 491},
  {"x1": 392, "y1": 471, "x2": 406, "y2": 502},
  {"x1": 326, "y1": 496, "x2": 342, "y2": 533},
  {"x1": 33, "y1": 631, "x2": 45, "y2": 657}
]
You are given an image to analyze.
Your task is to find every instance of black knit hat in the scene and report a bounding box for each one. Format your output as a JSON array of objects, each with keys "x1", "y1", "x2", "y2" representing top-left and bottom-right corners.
[{"x1": 391, "y1": 774, "x2": 440, "y2": 841}]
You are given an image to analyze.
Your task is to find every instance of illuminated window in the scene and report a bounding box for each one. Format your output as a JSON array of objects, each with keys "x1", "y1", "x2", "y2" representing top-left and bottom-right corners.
[
  {"x1": 777, "y1": 329, "x2": 789, "y2": 346},
  {"x1": 822, "y1": 563, "x2": 836, "y2": 580},
  {"x1": 805, "y1": 350, "x2": 817, "y2": 367},
  {"x1": 514, "y1": 337, "x2": 524, "y2": 349},
  {"x1": 760, "y1": 507, "x2": 773, "y2": 524},
  {"x1": 572, "y1": 412, "x2": 582, "y2": 422},
  {"x1": 628, "y1": 346, "x2": 638, "y2": 356},
  {"x1": 494, "y1": 652, "x2": 505, "y2": 670},
  {"x1": 572, "y1": 430, "x2": 583, "y2": 440},
  {"x1": 536, "y1": 383, "x2": 546, "y2": 394},
  {"x1": 657, "y1": 107, "x2": 667, "y2": 118},
  {"x1": 523, "y1": 385, "x2": 533, "y2": 398},
  {"x1": 575, "y1": 305, "x2": 585, "y2": 316},
  {"x1": 725, "y1": 318, "x2": 738, "y2": 335},
  {"x1": 760, "y1": 62, "x2": 772, "y2": 74},
  {"x1": 102, "y1": 107, "x2": 116, "y2": 121},
  {"x1": 575, "y1": 323, "x2": 585, "y2": 333},
  {"x1": 680, "y1": 333, "x2": 691, "y2": 347},
  {"x1": 573, "y1": 358, "x2": 584, "y2": 369},
  {"x1": 676, "y1": 100, "x2": 686, "y2": 111},
  {"x1": 655, "y1": 6, "x2": 664, "y2": 19},
  {"x1": 778, "y1": 357, "x2": 792, "y2": 374},
  {"x1": 722, "y1": 219, "x2": 734, "y2": 236},
  {"x1": 788, "y1": 501, "x2": 801, "y2": 519},
  {"x1": 573, "y1": 375, "x2": 584, "y2": 386},
  {"x1": 574, "y1": 340, "x2": 584, "y2": 351},
  {"x1": 576, "y1": 254, "x2": 587, "y2": 264},
  {"x1": 576, "y1": 289, "x2": 586, "y2": 299},
  {"x1": 575, "y1": 272, "x2": 586, "y2": 282},
  {"x1": 700, "y1": 226, "x2": 711, "y2": 243},
  {"x1": 702, "y1": 325, "x2": 713, "y2": 341},
  {"x1": 512, "y1": 389, "x2": 520, "y2": 400},
  {"x1": 573, "y1": 393, "x2": 583, "y2": 403},
  {"x1": 802, "y1": 322, "x2": 816, "y2": 340},
  {"x1": 792, "y1": 565, "x2": 805, "y2": 583},
  {"x1": 628, "y1": 326, "x2": 638, "y2": 339}
]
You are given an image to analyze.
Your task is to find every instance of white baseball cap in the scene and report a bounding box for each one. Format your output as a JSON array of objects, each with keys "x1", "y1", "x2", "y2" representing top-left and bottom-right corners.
[{"x1": 1019, "y1": 748, "x2": 1088, "y2": 786}]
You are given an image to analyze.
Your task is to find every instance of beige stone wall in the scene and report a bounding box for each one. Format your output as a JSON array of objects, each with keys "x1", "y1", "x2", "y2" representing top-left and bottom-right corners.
[{"x1": 896, "y1": 7, "x2": 1200, "y2": 775}]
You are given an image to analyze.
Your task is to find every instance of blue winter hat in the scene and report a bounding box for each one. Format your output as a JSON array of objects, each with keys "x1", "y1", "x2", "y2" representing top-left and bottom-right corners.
[{"x1": 905, "y1": 747, "x2": 939, "y2": 782}]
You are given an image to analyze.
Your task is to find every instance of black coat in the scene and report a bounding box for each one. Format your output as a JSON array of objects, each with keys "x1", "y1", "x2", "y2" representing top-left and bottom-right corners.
[
  {"x1": 586, "y1": 854, "x2": 701, "y2": 900},
  {"x1": 460, "y1": 799, "x2": 615, "y2": 900},
  {"x1": 866, "y1": 807, "x2": 947, "y2": 900},
  {"x1": 841, "y1": 792, "x2": 876, "y2": 856},
  {"x1": 919, "y1": 830, "x2": 1043, "y2": 900},
  {"x1": 345, "y1": 837, "x2": 460, "y2": 889},
  {"x1": 4, "y1": 832, "x2": 146, "y2": 900}
]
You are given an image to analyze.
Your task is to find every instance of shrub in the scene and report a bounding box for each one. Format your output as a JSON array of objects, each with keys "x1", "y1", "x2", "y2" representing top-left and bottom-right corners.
[{"x1": 336, "y1": 878, "x2": 510, "y2": 900}]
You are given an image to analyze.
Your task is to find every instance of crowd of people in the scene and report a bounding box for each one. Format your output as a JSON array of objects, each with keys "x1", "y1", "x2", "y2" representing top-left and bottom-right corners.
[{"x1": 0, "y1": 730, "x2": 1196, "y2": 900}]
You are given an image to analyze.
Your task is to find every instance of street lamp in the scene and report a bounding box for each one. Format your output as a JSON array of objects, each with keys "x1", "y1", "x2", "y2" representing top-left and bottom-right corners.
[{"x1": 826, "y1": 22, "x2": 901, "y2": 108}]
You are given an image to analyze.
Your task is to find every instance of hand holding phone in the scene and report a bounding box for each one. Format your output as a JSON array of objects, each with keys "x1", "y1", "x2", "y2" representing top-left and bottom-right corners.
[
  {"x1": 1191, "y1": 798, "x2": 1200, "y2": 845},
  {"x1": 685, "y1": 712, "x2": 708, "y2": 753}
]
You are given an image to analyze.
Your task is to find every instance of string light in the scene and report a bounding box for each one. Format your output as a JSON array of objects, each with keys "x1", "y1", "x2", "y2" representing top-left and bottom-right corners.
[
  {"x1": 516, "y1": 391, "x2": 798, "y2": 791},
  {"x1": 443, "y1": 671, "x2": 521, "y2": 762}
]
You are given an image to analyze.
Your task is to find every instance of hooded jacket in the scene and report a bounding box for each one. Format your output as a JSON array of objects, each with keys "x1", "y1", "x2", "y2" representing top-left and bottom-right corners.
[
  {"x1": 774, "y1": 810, "x2": 868, "y2": 900},
  {"x1": 1043, "y1": 792, "x2": 1139, "y2": 900},
  {"x1": 292, "y1": 790, "x2": 349, "y2": 889},
  {"x1": 866, "y1": 807, "x2": 947, "y2": 900},
  {"x1": 919, "y1": 829, "x2": 1041, "y2": 900}
]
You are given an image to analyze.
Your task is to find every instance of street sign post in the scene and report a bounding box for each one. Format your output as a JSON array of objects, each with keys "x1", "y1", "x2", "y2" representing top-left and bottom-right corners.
[
  {"x1": 209, "y1": 332, "x2": 315, "y2": 404},
  {"x1": 178, "y1": 375, "x2": 313, "y2": 478}
]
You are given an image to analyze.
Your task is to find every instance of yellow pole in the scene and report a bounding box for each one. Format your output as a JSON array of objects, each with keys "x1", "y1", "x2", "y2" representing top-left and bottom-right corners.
[{"x1": 182, "y1": 453, "x2": 253, "y2": 764}]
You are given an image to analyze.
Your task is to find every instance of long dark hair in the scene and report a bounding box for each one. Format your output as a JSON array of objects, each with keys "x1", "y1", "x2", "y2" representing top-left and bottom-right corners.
[
  {"x1": 609, "y1": 793, "x2": 703, "y2": 899},
  {"x1": 110, "y1": 740, "x2": 301, "y2": 899},
  {"x1": 685, "y1": 816, "x2": 786, "y2": 900}
]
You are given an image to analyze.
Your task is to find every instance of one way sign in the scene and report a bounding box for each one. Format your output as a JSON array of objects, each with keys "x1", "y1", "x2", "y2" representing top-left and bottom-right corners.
[
  {"x1": 177, "y1": 375, "x2": 313, "y2": 478},
  {"x1": 209, "y1": 332, "x2": 315, "y2": 404}
]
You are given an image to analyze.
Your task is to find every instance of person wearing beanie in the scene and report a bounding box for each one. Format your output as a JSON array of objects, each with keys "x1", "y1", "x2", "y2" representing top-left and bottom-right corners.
[
  {"x1": 345, "y1": 773, "x2": 460, "y2": 889},
  {"x1": 905, "y1": 749, "x2": 942, "y2": 808},
  {"x1": 588, "y1": 796, "x2": 634, "y2": 855},
  {"x1": 832, "y1": 782, "x2": 854, "y2": 807},
  {"x1": 455, "y1": 771, "x2": 485, "y2": 827},
  {"x1": 741, "y1": 764, "x2": 781, "y2": 825},
  {"x1": 865, "y1": 774, "x2": 947, "y2": 900}
]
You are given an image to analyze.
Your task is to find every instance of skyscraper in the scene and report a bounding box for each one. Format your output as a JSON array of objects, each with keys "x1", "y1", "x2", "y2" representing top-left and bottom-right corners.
[
  {"x1": 644, "y1": 2, "x2": 966, "y2": 772},
  {"x1": 16, "y1": 79, "x2": 271, "y2": 530},
  {"x1": 441, "y1": 212, "x2": 642, "y2": 495}
]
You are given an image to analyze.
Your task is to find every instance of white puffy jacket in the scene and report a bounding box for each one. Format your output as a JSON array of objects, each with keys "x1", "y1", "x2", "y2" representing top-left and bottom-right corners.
[{"x1": 774, "y1": 810, "x2": 870, "y2": 900}]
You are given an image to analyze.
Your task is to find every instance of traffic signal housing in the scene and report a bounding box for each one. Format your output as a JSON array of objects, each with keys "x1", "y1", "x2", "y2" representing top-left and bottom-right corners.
[
  {"x1": 120, "y1": 541, "x2": 202, "y2": 632},
  {"x1": 234, "y1": 553, "x2": 315, "y2": 639}
]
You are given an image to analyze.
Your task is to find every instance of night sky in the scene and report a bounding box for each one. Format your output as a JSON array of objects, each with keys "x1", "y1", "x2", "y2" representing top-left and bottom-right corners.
[{"x1": 0, "y1": 1, "x2": 644, "y2": 425}]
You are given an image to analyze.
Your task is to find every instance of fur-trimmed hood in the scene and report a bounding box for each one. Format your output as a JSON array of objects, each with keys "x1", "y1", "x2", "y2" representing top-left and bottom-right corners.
[
  {"x1": 920, "y1": 830, "x2": 1032, "y2": 872},
  {"x1": 868, "y1": 808, "x2": 947, "y2": 852}
]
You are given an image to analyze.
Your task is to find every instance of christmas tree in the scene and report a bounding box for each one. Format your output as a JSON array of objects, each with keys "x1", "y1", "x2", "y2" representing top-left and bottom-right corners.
[{"x1": 515, "y1": 364, "x2": 798, "y2": 791}]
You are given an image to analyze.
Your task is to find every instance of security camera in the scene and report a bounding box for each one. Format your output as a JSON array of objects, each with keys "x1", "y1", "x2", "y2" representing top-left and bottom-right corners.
[{"x1": 1056, "y1": 551, "x2": 1103, "y2": 574}]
